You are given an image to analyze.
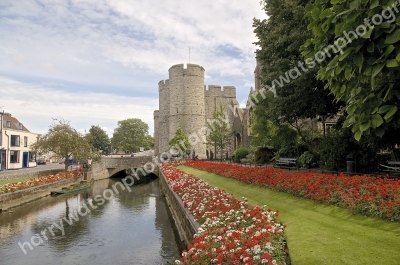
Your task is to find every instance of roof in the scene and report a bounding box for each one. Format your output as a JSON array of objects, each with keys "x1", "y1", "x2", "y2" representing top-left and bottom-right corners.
[{"x1": 2, "y1": 113, "x2": 31, "y2": 132}]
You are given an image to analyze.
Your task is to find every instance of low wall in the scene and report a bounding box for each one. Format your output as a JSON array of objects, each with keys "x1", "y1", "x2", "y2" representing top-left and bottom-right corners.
[
  {"x1": 0, "y1": 177, "x2": 82, "y2": 211},
  {"x1": 159, "y1": 169, "x2": 199, "y2": 248},
  {"x1": 0, "y1": 169, "x2": 64, "y2": 181}
]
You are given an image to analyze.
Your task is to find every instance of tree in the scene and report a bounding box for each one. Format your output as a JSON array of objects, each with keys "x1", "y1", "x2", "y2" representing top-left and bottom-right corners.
[
  {"x1": 168, "y1": 128, "x2": 191, "y2": 157},
  {"x1": 31, "y1": 118, "x2": 100, "y2": 171},
  {"x1": 143, "y1": 135, "x2": 154, "y2": 150},
  {"x1": 301, "y1": 0, "x2": 400, "y2": 140},
  {"x1": 111, "y1": 118, "x2": 152, "y2": 153},
  {"x1": 87, "y1": 125, "x2": 111, "y2": 155},
  {"x1": 206, "y1": 103, "x2": 234, "y2": 160},
  {"x1": 253, "y1": 0, "x2": 342, "y2": 153}
]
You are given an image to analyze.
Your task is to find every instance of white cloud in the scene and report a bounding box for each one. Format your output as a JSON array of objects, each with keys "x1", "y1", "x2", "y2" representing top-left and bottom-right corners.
[{"x1": 0, "y1": 77, "x2": 158, "y2": 136}]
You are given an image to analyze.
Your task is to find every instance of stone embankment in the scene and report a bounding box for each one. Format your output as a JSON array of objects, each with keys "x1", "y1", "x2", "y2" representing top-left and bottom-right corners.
[
  {"x1": 159, "y1": 169, "x2": 199, "y2": 249},
  {"x1": 0, "y1": 168, "x2": 64, "y2": 181},
  {"x1": 0, "y1": 167, "x2": 82, "y2": 211}
]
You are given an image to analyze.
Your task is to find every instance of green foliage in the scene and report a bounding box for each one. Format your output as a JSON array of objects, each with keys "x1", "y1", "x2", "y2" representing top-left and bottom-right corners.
[
  {"x1": 319, "y1": 127, "x2": 393, "y2": 173},
  {"x1": 298, "y1": 151, "x2": 319, "y2": 168},
  {"x1": 302, "y1": 0, "x2": 400, "y2": 140},
  {"x1": 31, "y1": 118, "x2": 100, "y2": 171},
  {"x1": 206, "y1": 103, "x2": 234, "y2": 160},
  {"x1": 168, "y1": 128, "x2": 191, "y2": 155},
  {"x1": 111, "y1": 118, "x2": 152, "y2": 153},
  {"x1": 254, "y1": 147, "x2": 274, "y2": 164},
  {"x1": 252, "y1": 0, "x2": 342, "y2": 155},
  {"x1": 87, "y1": 125, "x2": 111, "y2": 154},
  {"x1": 143, "y1": 135, "x2": 154, "y2": 149},
  {"x1": 233, "y1": 146, "x2": 250, "y2": 163}
]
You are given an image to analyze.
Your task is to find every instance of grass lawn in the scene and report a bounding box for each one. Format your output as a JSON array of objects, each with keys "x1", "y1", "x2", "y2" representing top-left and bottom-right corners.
[
  {"x1": 178, "y1": 165, "x2": 400, "y2": 265},
  {"x1": 0, "y1": 177, "x2": 31, "y2": 186}
]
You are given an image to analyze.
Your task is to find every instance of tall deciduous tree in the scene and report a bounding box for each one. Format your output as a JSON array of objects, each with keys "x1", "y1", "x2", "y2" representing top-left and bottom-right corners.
[
  {"x1": 252, "y1": 0, "x2": 342, "y2": 153},
  {"x1": 206, "y1": 104, "x2": 233, "y2": 160},
  {"x1": 301, "y1": 0, "x2": 400, "y2": 140},
  {"x1": 87, "y1": 125, "x2": 111, "y2": 154},
  {"x1": 31, "y1": 118, "x2": 100, "y2": 171},
  {"x1": 111, "y1": 118, "x2": 152, "y2": 153},
  {"x1": 168, "y1": 128, "x2": 191, "y2": 156}
]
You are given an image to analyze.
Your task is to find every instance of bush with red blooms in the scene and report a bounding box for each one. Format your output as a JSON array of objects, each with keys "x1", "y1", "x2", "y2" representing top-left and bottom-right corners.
[
  {"x1": 0, "y1": 170, "x2": 82, "y2": 194},
  {"x1": 161, "y1": 162, "x2": 288, "y2": 265},
  {"x1": 185, "y1": 160, "x2": 400, "y2": 221}
]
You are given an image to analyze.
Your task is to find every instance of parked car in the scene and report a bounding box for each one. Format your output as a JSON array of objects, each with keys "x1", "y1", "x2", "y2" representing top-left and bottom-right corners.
[{"x1": 37, "y1": 158, "x2": 47, "y2": 165}]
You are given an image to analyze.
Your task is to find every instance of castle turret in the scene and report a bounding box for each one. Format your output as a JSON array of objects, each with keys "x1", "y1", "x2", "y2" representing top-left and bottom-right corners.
[
  {"x1": 167, "y1": 63, "x2": 206, "y2": 158},
  {"x1": 158, "y1": 79, "x2": 170, "y2": 154}
]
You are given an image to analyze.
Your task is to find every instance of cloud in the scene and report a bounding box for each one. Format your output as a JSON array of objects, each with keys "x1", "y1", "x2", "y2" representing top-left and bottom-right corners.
[
  {"x1": 0, "y1": 0, "x2": 267, "y2": 135},
  {"x1": 0, "y1": 77, "x2": 158, "y2": 136}
]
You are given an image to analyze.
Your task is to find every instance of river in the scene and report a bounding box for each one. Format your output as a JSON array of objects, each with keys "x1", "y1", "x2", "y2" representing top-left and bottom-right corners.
[{"x1": 0, "y1": 178, "x2": 181, "y2": 265}]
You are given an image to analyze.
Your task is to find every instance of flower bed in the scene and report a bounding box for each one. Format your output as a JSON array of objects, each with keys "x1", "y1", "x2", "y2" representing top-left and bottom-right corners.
[
  {"x1": 185, "y1": 160, "x2": 400, "y2": 221},
  {"x1": 0, "y1": 170, "x2": 82, "y2": 194},
  {"x1": 161, "y1": 162, "x2": 288, "y2": 265}
]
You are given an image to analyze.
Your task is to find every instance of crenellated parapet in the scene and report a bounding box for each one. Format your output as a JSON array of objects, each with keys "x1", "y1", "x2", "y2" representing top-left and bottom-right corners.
[
  {"x1": 169, "y1": 63, "x2": 205, "y2": 79},
  {"x1": 204, "y1": 85, "x2": 236, "y2": 98},
  {"x1": 158, "y1": 79, "x2": 170, "y2": 91}
]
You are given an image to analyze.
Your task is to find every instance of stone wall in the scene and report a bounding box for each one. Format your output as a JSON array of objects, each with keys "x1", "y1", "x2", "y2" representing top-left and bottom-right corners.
[
  {"x1": 0, "y1": 177, "x2": 82, "y2": 211},
  {"x1": 158, "y1": 79, "x2": 170, "y2": 154},
  {"x1": 153, "y1": 110, "x2": 160, "y2": 154},
  {"x1": 0, "y1": 169, "x2": 64, "y2": 181},
  {"x1": 158, "y1": 169, "x2": 199, "y2": 247},
  {"x1": 89, "y1": 156, "x2": 155, "y2": 180}
]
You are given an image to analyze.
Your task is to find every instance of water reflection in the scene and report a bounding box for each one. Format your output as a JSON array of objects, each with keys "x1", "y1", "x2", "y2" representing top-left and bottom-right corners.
[{"x1": 0, "y1": 179, "x2": 180, "y2": 265}]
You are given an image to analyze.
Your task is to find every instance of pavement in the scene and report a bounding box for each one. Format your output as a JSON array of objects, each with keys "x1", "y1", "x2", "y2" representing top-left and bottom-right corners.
[{"x1": 0, "y1": 163, "x2": 66, "y2": 180}]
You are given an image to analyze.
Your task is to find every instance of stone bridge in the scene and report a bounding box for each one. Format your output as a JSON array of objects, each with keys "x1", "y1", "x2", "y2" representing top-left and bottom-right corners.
[{"x1": 89, "y1": 156, "x2": 157, "y2": 180}]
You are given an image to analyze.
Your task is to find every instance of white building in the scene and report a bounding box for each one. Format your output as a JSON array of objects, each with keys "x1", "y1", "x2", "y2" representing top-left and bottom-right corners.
[{"x1": 0, "y1": 112, "x2": 38, "y2": 170}]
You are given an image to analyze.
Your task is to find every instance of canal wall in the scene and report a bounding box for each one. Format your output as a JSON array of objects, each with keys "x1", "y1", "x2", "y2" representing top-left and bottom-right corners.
[
  {"x1": 0, "y1": 177, "x2": 82, "y2": 211},
  {"x1": 159, "y1": 169, "x2": 199, "y2": 248},
  {"x1": 0, "y1": 169, "x2": 64, "y2": 181}
]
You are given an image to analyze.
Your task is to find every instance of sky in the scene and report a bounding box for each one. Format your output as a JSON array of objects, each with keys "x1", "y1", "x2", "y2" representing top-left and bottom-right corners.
[{"x1": 0, "y1": 0, "x2": 267, "y2": 137}]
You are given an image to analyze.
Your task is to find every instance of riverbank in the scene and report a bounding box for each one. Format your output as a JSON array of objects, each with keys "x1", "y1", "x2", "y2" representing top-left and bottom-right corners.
[
  {"x1": 158, "y1": 168, "x2": 199, "y2": 249},
  {"x1": 0, "y1": 163, "x2": 65, "y2": 181},
  {"x1": 0, "y1": 169, "x2": 83, "y2": 211},
  {"x1": 0, "y1": 177, "x2": 82, "y2": 211}
]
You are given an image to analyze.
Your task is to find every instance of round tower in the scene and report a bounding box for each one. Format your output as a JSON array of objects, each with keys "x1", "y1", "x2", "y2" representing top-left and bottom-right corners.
[
  {"x1": 158, "y1": 79, "x2": 170, "y2": 154},
  {"x1": 168, "y1": 63, "x2": 206, "y2": 158}
]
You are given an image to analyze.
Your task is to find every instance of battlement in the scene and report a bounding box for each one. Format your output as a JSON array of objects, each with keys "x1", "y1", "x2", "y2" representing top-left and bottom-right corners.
[
  {"x1": 205, "y1": 85, "x2": 236, "y2": 98},
  {"x1": 158, "y1": 79, "x2": 170, "y2": 91},
  {"x1": 169, "y1": 63, "x2": 204, "y2": 70},
  {"x1": 169, "y1": 63, "x2": 205, "y2": 79}
]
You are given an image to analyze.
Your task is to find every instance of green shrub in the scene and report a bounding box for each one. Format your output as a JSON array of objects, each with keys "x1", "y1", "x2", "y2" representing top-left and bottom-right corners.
[
  {"x1": 255, "y1": 147, "x2": 274, "y2": 164},
  {"x1": 319, "y1": 127, "x2": 391, "y2": 173},
  {"x1": 298, "y1": 151, "x2": 319, "y2": 168},
  {"x1": 233, "y1": 147, "x2": 250, "y2": 163}
]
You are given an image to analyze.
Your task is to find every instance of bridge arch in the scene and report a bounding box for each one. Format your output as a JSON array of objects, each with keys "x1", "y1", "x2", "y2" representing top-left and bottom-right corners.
[{"x1": 90, "y1": 156, "x2": 158, "y2": 180}]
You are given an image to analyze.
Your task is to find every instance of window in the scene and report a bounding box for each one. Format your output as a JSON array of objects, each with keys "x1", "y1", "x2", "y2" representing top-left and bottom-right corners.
[
  {"x1": 19, "y1": 123, "x2": 23, "y2": 130},
  {"x1": 11, "y1": 135, "x2": 20, "y2": 147},
  {"x1": 29, "y1": 152, "x2": 36, "y2": 162},
  {"x1": 4, "y1": 120, "x2": 11, "y2": 128},
  {"x1": 10, "y1": 150, "x2": 20, "y2": 163},
  {"x1": 24, "y1": 136, "x2": 28, "y2": 147}
]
